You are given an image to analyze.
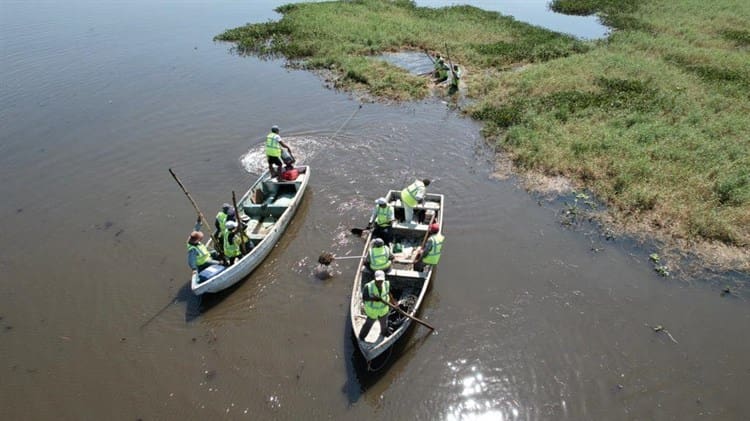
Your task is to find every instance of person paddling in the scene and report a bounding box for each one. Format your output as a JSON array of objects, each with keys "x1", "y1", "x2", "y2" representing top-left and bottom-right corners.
[
  {"x1": 359, "y1": 270, "x2": 396, "y2": 343},
  {"x1": 414, "y1": 223, "x2": 445, "y2": 272}
]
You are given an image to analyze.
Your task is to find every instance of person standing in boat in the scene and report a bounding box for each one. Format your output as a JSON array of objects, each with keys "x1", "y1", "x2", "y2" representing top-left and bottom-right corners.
[
  {"x1": 414, "y1": 223, "x2": 445, "y2": 272},
  {"x1": 365, "y1": 238, "x2": 394, "y2": 275},
  {"x1": 400, "y1": 178, "x2": 431, "y2": 224},
  {"x1": 359, "y1": 270, "x2": 396, "y2": 343},
  {"x1": 221, "y1": 220, "x2": 243, "y2": 265},
  {"x1": 212, "y1": 204, "x2": 234, "y2": 256},
  {"x1": 187, "y1": 218, "x2": 221, "y2": 275},
  {"x1": 367, "y1": 197, "x2": 394, "y2": 244},
  {"x1": 213, "y1": 203, "x2": 232, "y2": 239},
  {"x1": 265, "y1": 125, "x2": 293, "y2": 178}
]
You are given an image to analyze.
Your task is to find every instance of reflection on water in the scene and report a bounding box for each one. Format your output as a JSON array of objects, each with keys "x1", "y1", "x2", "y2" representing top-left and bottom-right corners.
[
  {"x1": 446, "y1": 360, "x2": 521, "y2": 421},
  {"x1": 379, "y1": 52, "x2": 436, "y2": 76}
]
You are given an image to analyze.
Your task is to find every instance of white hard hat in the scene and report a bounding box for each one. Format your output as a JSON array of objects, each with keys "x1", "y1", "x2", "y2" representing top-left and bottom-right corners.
[
  {"x1": 374, "y1": 270, "x2": 385, "y2": 281},
  {"x1": 375, "y1": 197, "x2": 387, "y2": 205},
  {"x1": 225, "y1": 220, "x2": 238, "y2": 229},
  {"x1": 372, "y1": 238, "x2": 384, "y2": 247}
]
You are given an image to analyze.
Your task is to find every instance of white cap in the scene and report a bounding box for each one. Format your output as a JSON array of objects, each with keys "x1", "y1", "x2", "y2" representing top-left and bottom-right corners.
[
  {"x1": 225, "y1": 220, "x2": 238, "y2": 229},
  {"x1": 374, "y1": 270, "x2": 385, "y2": 281},
  {"x1": 375, "y1": 197, "x2": 387, "y2": 205}
]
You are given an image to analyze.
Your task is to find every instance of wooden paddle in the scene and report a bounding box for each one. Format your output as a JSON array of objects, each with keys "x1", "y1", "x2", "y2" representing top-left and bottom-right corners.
[
  {"x1": 419, "y1": 214, "x2": 437, "y2": 249},
  {"x1": 378, "y1": 297, "x2": 435, "y2": 331}
]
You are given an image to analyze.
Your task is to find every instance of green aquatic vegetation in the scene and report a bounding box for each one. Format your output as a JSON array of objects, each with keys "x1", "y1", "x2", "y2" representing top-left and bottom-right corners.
[
  {"x1": 216, "y1": 0, "x2": 750, "y2": 254},
  {"x1": 719, "y1": 29, "x2": 750, "y2": 47},
  {"x1": 216, "y1": 0, "x2": 587, "y2": 99}
]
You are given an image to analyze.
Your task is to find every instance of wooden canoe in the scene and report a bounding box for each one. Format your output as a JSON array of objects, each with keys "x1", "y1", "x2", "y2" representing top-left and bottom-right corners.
[
  {"x1": 190, "y1": 166, "x2": 310, "y2": 295},
  {"x1": 350, "y1": 189, "x2": 444, "y2": 363}
]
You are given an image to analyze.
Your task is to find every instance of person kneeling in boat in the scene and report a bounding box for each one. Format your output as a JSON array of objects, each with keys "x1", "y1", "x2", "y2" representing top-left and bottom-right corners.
[
  {"x1": 414, "y1": 223, "x2": 444, "y2": 272},
  {"x1": 359, "y1": 270, "x2": 396, "y2": 343},
  {"x1": 187, "y1": 218, "x2": 222, "y2": 276},
  {"x1": 365, "y1": 238, "x2": 394, "y2": 277}
]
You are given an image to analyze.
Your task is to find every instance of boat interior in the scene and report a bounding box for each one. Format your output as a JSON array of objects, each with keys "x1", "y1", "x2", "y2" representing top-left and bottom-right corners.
[
  {"x1": 355, "y1": 191, "x2": 442, "y2": 343},
  {"x1": 239, "y1": 167, "x2": 308, "y2": 242}
]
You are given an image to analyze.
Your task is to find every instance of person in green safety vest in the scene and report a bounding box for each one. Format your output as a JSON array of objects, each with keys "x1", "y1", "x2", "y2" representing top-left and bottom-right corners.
[
  {"x1": 265, "y1": 125, "x2": 293, "y2": 178},
  {"x1": 367, "y1": 197, "x2": 394, "y2": 245},
  {"x1": 213, "y1": 203, "x2": 233, "y2": 241},
  {"x1": 448, "y1": 64, "x2": 461, "y2": 94},
  {"x1": 358, "y1": 270, "x2": 396, "y2": 343},
  {"x1": 433, "y1": 55, "x2": 449, "y2": 83},
  {"x1": 365, "y1": 238, "x2": 394, "y2": 273},
  {"x1": 400, "y1": 178, "x2": 431, "y2": 224},
  {"x1": 415, "y1": 223, "x2": 445, "y2": 272},
  {"x1": 222, "y1": 220, "x2": 243, "y2": 265},
  {"x1": 187, "y1": 218, "x2": 221, "y2": 275}
]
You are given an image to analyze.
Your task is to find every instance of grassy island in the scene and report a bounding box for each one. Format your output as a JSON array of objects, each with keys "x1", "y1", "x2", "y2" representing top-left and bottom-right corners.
[{"x1": 218, "y1": 0, "x2": 749, "y2": 270}]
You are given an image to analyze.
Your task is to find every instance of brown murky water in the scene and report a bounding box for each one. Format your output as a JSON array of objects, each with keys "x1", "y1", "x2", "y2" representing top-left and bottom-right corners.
[{"x1": 1, "y1": 1, "x2": 748, "y2": 419}]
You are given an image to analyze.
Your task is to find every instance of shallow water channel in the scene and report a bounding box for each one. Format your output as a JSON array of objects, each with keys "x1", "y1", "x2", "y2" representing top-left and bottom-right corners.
[{"x1": 1, "y1": 1, "x2": 748, "y2": 419}]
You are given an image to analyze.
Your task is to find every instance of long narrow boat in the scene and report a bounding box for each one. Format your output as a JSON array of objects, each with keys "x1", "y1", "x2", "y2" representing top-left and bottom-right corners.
[
  {"x1": 350, "y1": 189, "x2": 444, "y2": 363},
  {"x1": 190, "y1": 166, "x2": 310, "y2": 295}
]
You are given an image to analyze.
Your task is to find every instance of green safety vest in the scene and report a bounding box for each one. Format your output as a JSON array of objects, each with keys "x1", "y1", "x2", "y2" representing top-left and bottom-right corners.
[
  {"x1": 422, "y1": 233, "x2": 444, "y2": 265},
  {"x1": 222, "y1": 229, "x2": 241, "y2": 258},
  {"x1": 375, "y1": 205, "x2": 393, "y2": 227},
  {"x1": 435, "y1": 60, "x2": 448, "y2": 79},
  {"x1": 401, "y1": 180, "x2": 424, "y2": 208},
  {"x1": 187, "y1": 242, "x2": 210, "y2": 266},
  {"x1": 369, "y1": 245, "x2": 391, "y2": 270},
  {"x1": 364, "y1": 280, "x2": 390, "y2": 319},
  {"x1": 216, "y1": 211, "x2": 228, "y2": 232},
  {"x1": 450, "y1": 68, "x2": 461, "y2": 87},
  {"x1": 265, "y1": 132, "x2": 281, "y2": 157}
]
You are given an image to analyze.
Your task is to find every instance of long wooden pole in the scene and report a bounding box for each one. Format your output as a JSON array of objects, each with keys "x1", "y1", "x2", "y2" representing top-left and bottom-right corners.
[
  {"x1": 169, "y1": 168, "x2": 222, "y2": 257},
  {"x1": 445, "y1": 42, "x2": 457, "y2": 82},
  {"x1": 232, "y1": 190, "x2": 248, "y2": 255},
  {"x1": 378, "y1": 297, "x2": 435, "y2": 331},
  {"x1": 419, "y1": 213, "x2": 437, "y2": 250},
  {"x1": 169, "y1": 168, "x2": 209, "y2": 226}
]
